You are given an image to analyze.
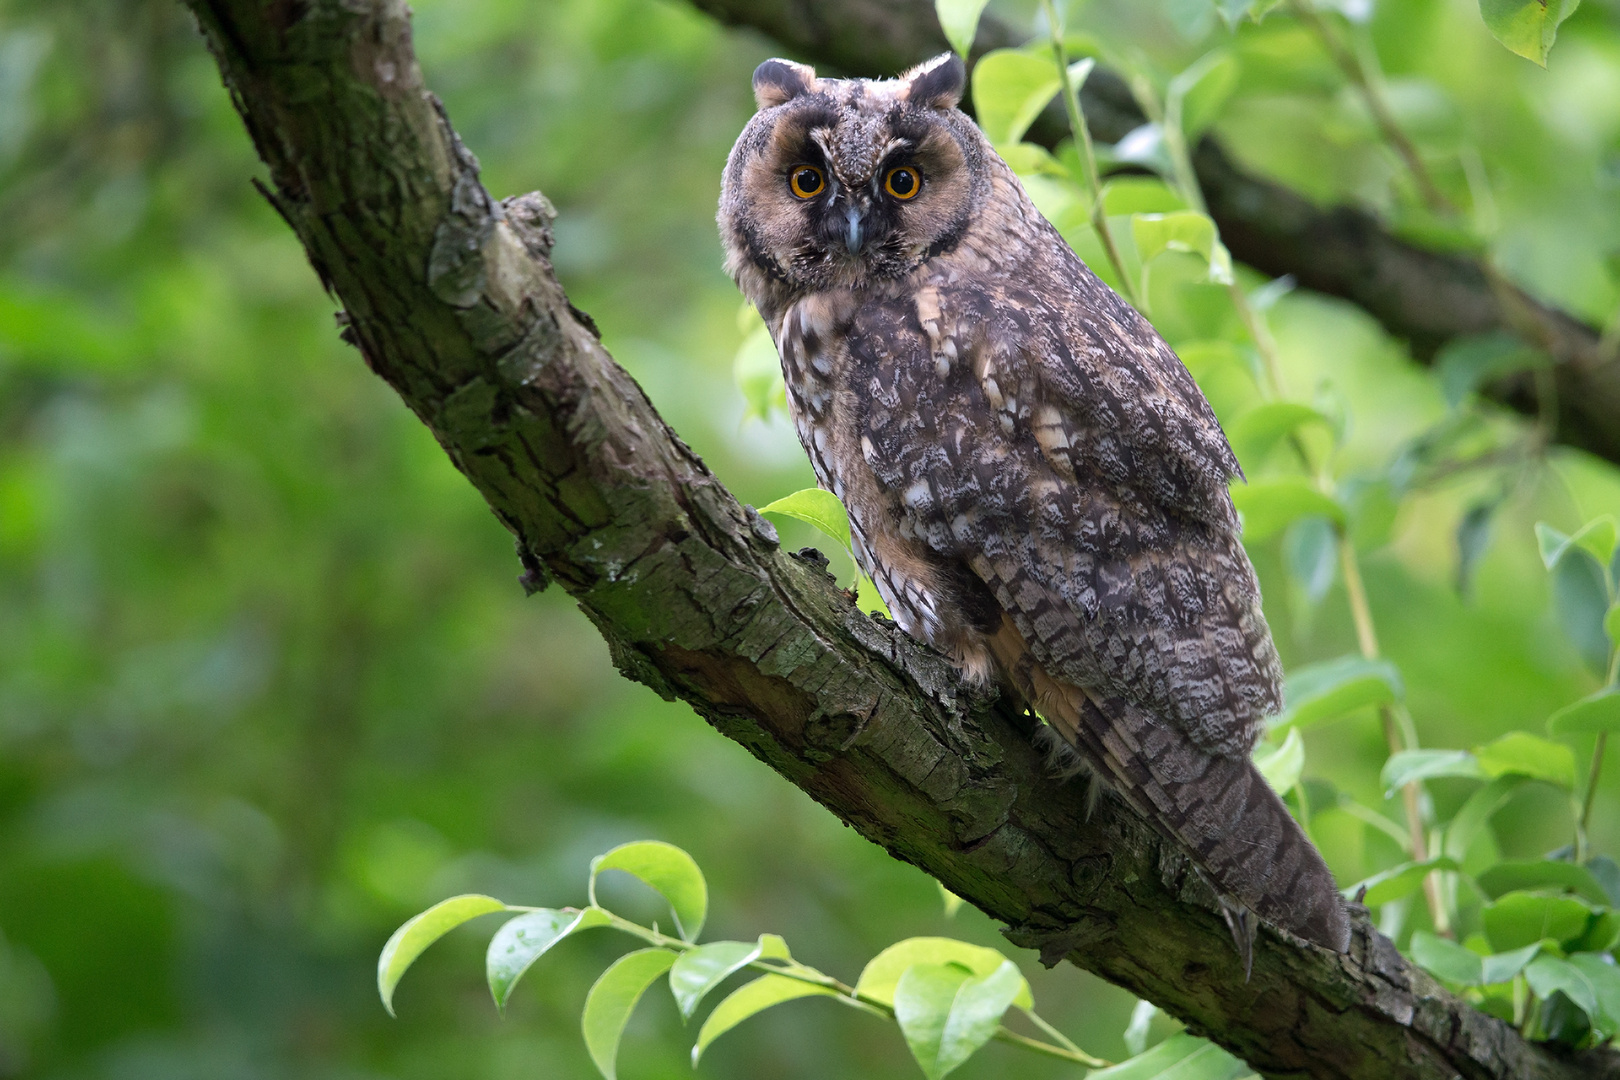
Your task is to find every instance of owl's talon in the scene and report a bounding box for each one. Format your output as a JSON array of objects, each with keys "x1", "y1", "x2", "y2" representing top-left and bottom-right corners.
[{"x1": 1219, "y1": 899, "x2": 1258, "y2": 982}]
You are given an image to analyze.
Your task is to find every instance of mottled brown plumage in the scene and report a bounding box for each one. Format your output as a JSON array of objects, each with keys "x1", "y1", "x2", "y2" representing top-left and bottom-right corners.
[{"x1": 718, "y1": 54, "x2": 1350, "y2": 956}]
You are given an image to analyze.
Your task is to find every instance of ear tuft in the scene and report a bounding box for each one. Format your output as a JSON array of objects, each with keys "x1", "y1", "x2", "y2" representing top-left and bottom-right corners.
[
  {"x1": 902, "y1": 53, "x2": 965, "y2": 110},
  {"x1": 752, "y1": 59, "x2": 817, "y2": 110}
]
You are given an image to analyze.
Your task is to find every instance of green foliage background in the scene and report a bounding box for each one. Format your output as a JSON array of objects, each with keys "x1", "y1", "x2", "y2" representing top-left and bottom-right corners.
[{"x1": 1, "y1": 0, "x2": 1619, "y2": 1076}]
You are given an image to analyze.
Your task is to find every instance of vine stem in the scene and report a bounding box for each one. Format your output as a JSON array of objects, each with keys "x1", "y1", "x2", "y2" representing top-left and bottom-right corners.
[
  {"x1": 569, "y1": 907, "x2": 1112, "y2": 1068},
  {"x1": 1602, "y1": 304, "x2": 1620, "y2": 364},
  {"x1": 1038, "y1": 0, "x2": 1142, "y2": 310},
  {"x1": 1288, "y1": 0, "x2": 1453, "y2": 215},
  {"x1": 1577, "y1": 647, "x2": 1620, "y2": 860},
  {"x1": 1578, "y1": 733, "x2": 1607, "y2": 864},
  {"x1": 1339, "y1": 537, "x2": 1450, "y2": 934}
]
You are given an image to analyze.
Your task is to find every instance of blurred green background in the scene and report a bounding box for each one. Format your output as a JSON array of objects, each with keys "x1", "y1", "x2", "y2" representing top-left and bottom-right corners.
[{"x1": 1, "y1": 0, "x2": 1618, "y2": 1076}]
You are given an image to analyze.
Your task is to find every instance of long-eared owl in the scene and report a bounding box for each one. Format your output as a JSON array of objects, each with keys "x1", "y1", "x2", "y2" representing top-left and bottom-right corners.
[{"x1": 718, "y1": 53, "x2": 1350, "y2": 956}]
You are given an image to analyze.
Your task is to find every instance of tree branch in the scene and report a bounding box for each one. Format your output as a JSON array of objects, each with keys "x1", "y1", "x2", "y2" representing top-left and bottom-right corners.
[
  {"x1": 687, "y1": 0, "x2": 1620, "y2": 470},
  {"x1": 182, "y1": 1, "x2": 1619, "y2": 1076}
]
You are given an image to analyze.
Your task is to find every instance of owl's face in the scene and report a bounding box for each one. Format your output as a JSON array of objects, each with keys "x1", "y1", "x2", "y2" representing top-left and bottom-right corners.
[{"x1": 719, "y1": 54, "x2": 987, "y2": 299}]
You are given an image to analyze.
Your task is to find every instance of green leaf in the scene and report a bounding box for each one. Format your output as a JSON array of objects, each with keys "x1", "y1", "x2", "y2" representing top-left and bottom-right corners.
[
  {"x1": 1087, "y1": 1031, "x2": 1249, "y2": 1079},
  {"x1": 1131, "y1": 211, "x2": 1231, "y2": 284},
  {"x1": 1220, "y1": 0, "x2": 1289, "y2": 22},
  {"x1": 1132, "y1": 211, "x2": 1217, "y2": 264},
  {"x1": 854, "y1": 937, "x2": 1033, "y2": 1011},
  {"x1": 894, "y1": 962, "x2": 973, "y2": 1080},
  {"x1": 1443, "y1": 774, "x2": 1529, "y2": 861},
  {"x1": 1607, "y1": 602, "x2": 1620, "y2": 647},
  {"x1": 1478, "y1": 0, "x2": 1582, "y2": 67},
  {"x1": 668, "y1": 940, "x2": 761, "y2": 1020},
  {"x1": 894, "y1": 958, "x2": 1017, "y2": 1075},
  {"x1": 1252, "y1": 728, "x2": 1305, "y2": 795},
  {"x1": 1108, "y1": 122, "x2": 1172, "y2": 175},
  {"x1": 999, "y1": 142, "x2": 1065, "y2": 178},
  {"x1": 756, "y1": 933, "x2": 792, "y2": 961},
  {"x1": 1331, "y1": 795, "x2": 1416, "y2": 851},
  {"x1": 1572, "y1": 517, "x2": 1619, "y2": 568},
  {"x1": 970, "y1": 50, "x2": 1062, "y2": 146},
  {"x1": 1540, "y1": 517, "x2": 1620, "y2": 572},
  {"x1": 591, "y1": 841, "x2": 708, "y2": 941},
  {"x1": 1588, "y1": 856, "x2": 1620, "y2": 905},
  {"x1": 1481, "y1": 942, "x2": 1543, "y2": 984},
  {"x1": 1350, "y1": 856, "x2": 1461, "y2": 907},
  {"x1": 1477, "y1": 861, "x2": 1612, "y2": 906},
  {"x1": 487, "y1": 906, "x2": 610, "y2": 1012},
  {"x1": 935, "y1": 0, "x2": 991, "y2": 57},
  {"x1": 582, "y1": 948, "x2": 679, "y2": 1080},
  {"x1": 1226, "y1": 402, "x2": 1333, "y2": 467},
  {"x1": 854, "y1": 567, "x2": 892, "y2": 619},
  {"x1": 1230, "y1": 478, "x2": 1345, "y2": 543},
  {"x1": 1283, "y1": 516, "x2": 1338, "y2": 606},
  {"x1": 933, "y1": 960, "x2": 1024, "y2": 1079},
  {"x1": 692, "y1": 974, "x2": 839, "y2": 1064},
  {"x1": 1526, "y1": 955, "x2": 1600, "y2": 1023},
  {"x1": 1475, "y1": 731, "x2": 1577, "y2": 790},
  {"x1": 734, "y1": 322, "x2": 785, "y2": 421},
  {"x1": 1568, "y1": 953, "x2": 1620, "y2": 1034},
  {"x1": 1381, "y1": 749, "x2": 1485, "y2": 795},
  {"x1": 1538, "y1": 522, "x2": 1574, "y2": 569},
  {"x1": 1553, "y1": 548, "x2": 1614, "y2": 676},
  {"x1": 1483, "y1": 891, "x2": 1598, "y2": 951},
  {"x1": 1409, "y1": 929, "x2": 1483, "y2": 985},
  {"x1": 1549, "y1": 688, "x2": 1620, "y2": 735},
  {"x1": 377, "y1": 894, "x2": 509, "y2": 1017},
  {"x1": 1456, "y1": 499, "x2": 1499, "y2": 599},
  {"x1": 1434, "y1": 333, "x2": 1544, "y2": 408},
  {"x1": 1100, "y1": 177, "x2": 1188, "y2": 216},
  {"x1": 1569, "y1": 909, "x2": 1620, "y2": 954},
  {"x1": 1123, "y1": 999, "x2": 1156, "y2": 1056},
  {"x1": 760, "y1": 488, "x2": 852, "y2": 554},
  {"x1": 1170, "y1": 51, "x2": 1239, "y2": 139},
  {"x1": 1176, "y1": 340, "x2": 1261, "y2": 390},
  {"x1": 1275, "y1": 655, "x2": 1403, "y2": 732}
]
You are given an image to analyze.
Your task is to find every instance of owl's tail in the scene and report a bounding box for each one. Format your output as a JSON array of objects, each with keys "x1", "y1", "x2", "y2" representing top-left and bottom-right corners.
[{"x1": 988, "y1": 620, "x2": 1352, "y2": 959}]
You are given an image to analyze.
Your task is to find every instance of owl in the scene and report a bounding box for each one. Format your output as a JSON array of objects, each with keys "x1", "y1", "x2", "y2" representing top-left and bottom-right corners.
[{"x1": 718, "y1": 53, "x2": 1350, "y2": 958}]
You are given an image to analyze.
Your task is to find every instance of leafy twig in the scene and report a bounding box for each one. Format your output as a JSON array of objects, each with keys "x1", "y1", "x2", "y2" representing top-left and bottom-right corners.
[
  {"x1": 1038, "y1": 0, "x2": 1142, "y2": 309},
  {"x1": 1288, "y1": 0, "x2": 1453, "y2": 214}
]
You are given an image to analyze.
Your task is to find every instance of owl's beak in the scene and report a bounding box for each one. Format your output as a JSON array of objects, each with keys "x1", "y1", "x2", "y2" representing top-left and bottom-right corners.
[{"x1": 843, "y1": 205, "x2": 866, "y2": 255}]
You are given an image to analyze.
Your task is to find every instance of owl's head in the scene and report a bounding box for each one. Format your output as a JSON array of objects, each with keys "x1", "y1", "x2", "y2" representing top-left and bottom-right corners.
[{"x1": 719, "y1": 53, "x2": 988, "y2": 300}]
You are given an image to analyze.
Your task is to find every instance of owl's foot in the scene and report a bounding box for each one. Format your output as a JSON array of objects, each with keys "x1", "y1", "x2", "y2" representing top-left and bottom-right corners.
[
  {"x1": 1030, "y1": 722, "x2": 1110, "y2": 821},
  {"x1": 1031, "y1": 720, "x2": 1087, "y2": 779},
  {"x1": 1218, "y1": 896, "x2": 1257, "y2": 982}
]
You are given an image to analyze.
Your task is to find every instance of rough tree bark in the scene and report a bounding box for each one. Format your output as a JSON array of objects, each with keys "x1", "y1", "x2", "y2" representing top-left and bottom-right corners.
[
  {"x1": 687, "y1": 0, "x2": 1620, "y2": 470},
  {"x1": 182, "y1": 0, "x2": 1620, "y2": 1077}
]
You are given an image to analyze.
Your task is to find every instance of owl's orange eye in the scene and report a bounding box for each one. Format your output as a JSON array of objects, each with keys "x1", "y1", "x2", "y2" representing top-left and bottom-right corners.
[
  {"x1": 884, "y1": 166, "x2": 921, "y2": 200},
  {"x1": 788, "y1": 166, "x2": 825, "y2": 199}
]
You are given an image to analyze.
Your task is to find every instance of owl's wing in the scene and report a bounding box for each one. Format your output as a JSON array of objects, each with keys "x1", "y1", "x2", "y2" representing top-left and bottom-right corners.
[
  {"x1": 1012, "y1": 262, "x2": 1244, "y2": 530},
  {"x1": 855, "y1": 269, "x2": 1281, "y2": 756}
]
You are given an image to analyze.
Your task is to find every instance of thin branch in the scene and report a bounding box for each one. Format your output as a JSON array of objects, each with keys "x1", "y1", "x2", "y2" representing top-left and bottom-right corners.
[
  {"x1": 1339, "y1": 541, "x2": 1450, "y2": 935},
  {"x1": 1038, "y1": 0, "x2": 1140, "y2": 309},
  {"x1": 1288, "y1": 0, "x2": 1453, "y2": 215}
]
